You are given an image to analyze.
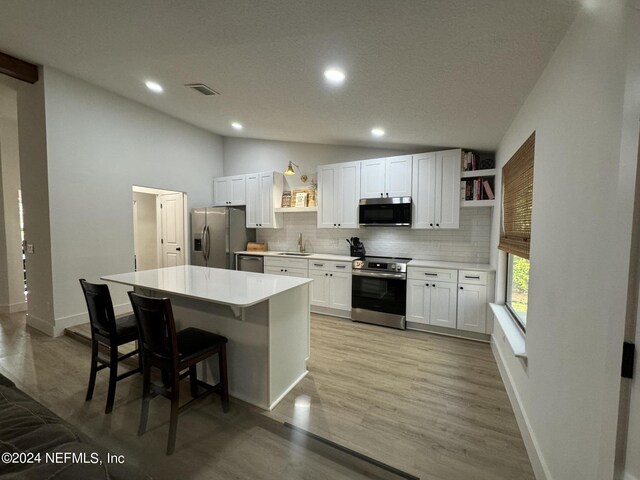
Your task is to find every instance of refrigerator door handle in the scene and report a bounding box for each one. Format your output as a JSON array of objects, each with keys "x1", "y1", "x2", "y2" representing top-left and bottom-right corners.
[
  {"x1": 204, "y1": 225, "x2": 211, "y2": 262},
  {"x1": 201, "y1": 224, "x2": 207, "y2": 262}
]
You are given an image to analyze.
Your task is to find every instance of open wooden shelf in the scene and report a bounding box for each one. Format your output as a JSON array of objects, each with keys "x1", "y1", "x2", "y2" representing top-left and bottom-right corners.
[
  {"x1": 461, "y1": 199, "x2": 495, "y2": 208},
  {"x1": 461, "y1": 168, "x2": 496, "y2": 178},
  {"x1": 274, "y1": 206, "x2": 318, "y2": 213}
]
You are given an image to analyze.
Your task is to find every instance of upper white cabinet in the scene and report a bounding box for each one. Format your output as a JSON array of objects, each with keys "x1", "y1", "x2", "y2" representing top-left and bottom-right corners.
[
  {"x1": 213, "y1": 175, "x2": 246, "y2": 206},
  {"x1": 317, "y1": 162, "x2": 360, "y2": 229},
  {"x1": 361, "y1": 155, "x2": 412, "y2": 199},
  {"x1": 412, "y1": 149, "x2": 461, "y2": 229},
  {"x1": 245, "y1": 172, "x2": 283, "y2": 228}
]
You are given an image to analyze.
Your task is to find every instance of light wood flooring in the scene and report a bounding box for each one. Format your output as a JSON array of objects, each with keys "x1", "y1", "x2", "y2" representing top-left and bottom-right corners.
[{"x1": 1, "y1": 312, "x2": 534, "y2": 480}]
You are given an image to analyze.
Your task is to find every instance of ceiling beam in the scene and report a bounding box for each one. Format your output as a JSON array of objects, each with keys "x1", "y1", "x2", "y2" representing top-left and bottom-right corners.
[{"x1": 0, "y1": 51, "x2": 38, "y2": 84}]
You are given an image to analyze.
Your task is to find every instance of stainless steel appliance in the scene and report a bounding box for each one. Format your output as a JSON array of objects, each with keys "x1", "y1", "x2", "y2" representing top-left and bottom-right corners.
[
  {"x1": 359, "y1": 197, "x2": 412, "y2": 226},
  {"x1": 351, "y1": 256, "x2": 411, "y2": 329},
  {"x1": 237, "y1": 254, "x2": 264, "y2": 273},
  {"x1": 191, "y1": 207, "x2": 255, "y2": 269}
]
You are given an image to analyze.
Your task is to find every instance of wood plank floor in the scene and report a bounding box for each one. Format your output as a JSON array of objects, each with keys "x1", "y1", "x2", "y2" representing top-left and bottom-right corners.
[{"x1": 1, "y1": 312, "x2": 534, "y2": 479}]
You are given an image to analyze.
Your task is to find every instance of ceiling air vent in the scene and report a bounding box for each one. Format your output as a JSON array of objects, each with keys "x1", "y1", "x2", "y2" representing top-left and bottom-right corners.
[{"x1": 185, "y1": 84, "x2": 220, "y2": 96}]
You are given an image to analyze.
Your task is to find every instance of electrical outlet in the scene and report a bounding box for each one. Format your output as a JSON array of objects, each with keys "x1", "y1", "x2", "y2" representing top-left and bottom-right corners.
[{"x1": 26, "y1": 244, "x2": 34, "y2": 254}]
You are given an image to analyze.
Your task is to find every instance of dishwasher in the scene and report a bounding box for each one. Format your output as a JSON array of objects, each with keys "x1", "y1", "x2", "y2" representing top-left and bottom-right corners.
[{"x1": 237, "y1": 254, "x2": 264, "y2": 273}]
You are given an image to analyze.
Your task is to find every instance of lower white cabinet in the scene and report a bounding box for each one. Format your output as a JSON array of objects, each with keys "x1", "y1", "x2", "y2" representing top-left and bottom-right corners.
[
  {"x1": 407, "y1": 266, "x2": 493, "y2": 334},
  {"x1": 264, "y1": 266, "x2": 308, "y2": 278},
  {"x1": 456, "y1": 283, "x2": 487, "y2": 333},
  {"x1": 406, "y1": 279, "x2": 457, "y2": 328},
  {"x1": 308, "y1": 261, "x2": 352, "y2": 313}
]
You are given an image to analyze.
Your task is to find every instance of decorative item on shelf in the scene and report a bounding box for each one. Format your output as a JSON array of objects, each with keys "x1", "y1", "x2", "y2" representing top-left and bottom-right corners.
[
  {"x1": 283, "y1": 161, "x2": 308, "y2": 183},
  {"x1": 281, "y1": 191, "x2": 292, "y2": 208},
  {"x1": 479, "y1": 157, "x2": 495, "y2": 170},
  {"x1": 294, "y1": 192, "x2": 308, "y2": 208},
  {"x1": 292, "y1": 187, "x2": 315, "y2": 207}
]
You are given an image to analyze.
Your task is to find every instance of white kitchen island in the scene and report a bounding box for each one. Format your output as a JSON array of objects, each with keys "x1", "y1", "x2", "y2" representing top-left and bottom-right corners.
[{"x1": 101, "y1": 265, "x2": 312, "y2": 410}]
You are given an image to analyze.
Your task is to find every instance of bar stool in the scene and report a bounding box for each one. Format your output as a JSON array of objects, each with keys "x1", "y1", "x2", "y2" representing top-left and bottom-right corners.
[
  {"x1": 79, "y1": 279, "x2": 141, "y2": 414},
  {"x1": 127, "y1": 291, "x2": 229, "y2": 455}
]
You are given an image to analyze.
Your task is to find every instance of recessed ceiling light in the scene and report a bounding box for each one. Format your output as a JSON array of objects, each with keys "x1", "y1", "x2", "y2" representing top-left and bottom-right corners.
[
  {"x1": 231, "y1": 122, "x2": 243, "y2": 130},
  {"x1": 324, "y1": 68, "x2": 346, "y2": 85},
  {"x1": 371, "y1": 128, "x2": 385, "y2": 137},
  {"x1": 145, "y1": 81, "x2": 163, "y2": 93}
]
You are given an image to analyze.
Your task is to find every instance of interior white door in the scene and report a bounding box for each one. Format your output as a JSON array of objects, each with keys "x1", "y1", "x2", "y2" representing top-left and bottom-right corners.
[
  {"x1": 132, "y1": 199, "x2": 139, "y2": 270},
  {"x1": 160, "y1": 193, "x2": 185, "y2": 267}
]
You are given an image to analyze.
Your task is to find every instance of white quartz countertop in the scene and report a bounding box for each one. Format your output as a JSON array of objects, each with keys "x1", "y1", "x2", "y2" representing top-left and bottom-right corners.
[
  {"x1": 407, "y1": 259, "x2": 494, "y2": 271},
  {"x1": 235, "y1": 251, "x2": 359, "y2": 262},
  {"x1": 101, "y1": 265, "x2": 312, "y2": 308}
]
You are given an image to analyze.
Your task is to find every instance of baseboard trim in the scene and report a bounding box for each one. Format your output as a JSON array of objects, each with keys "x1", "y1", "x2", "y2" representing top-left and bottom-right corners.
[
  {"x1": 491, "y1": 334, "x2": 551, "y2": 480},
  {"x1": 52, "y1": 303, "x2": 133, "y2": 337},
  {"x1": 406, "y1": 321, "x2": 490, "y2": 342},
  {"x1": 26, "y1": 313, "x2": 55, "y2": 336},
  {"x1": 0, "y1": 301, "x2": 28, "y2": 314},
  {"x1": 310, "y1": 305, "x2": 351, "y2": 319}
]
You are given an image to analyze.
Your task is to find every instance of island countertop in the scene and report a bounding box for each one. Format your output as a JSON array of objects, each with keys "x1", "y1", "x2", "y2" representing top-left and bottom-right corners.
[{"x1": 101, "y1": 265, "x2": 312, "y2": 308}]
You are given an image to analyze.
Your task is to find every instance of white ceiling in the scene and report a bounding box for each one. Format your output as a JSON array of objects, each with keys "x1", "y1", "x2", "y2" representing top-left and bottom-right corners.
[{"x1": 0, "y1": 0, "x2": 578, "y2": 151}]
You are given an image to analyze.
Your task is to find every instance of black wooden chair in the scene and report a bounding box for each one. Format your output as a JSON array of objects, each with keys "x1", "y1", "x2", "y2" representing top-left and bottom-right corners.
[
  {"x1": 79, "y1": 279, "x2": 141, "y2": 414},
  {"x1": 127, "y1": 291, "x2": 229, "y2": 455}
]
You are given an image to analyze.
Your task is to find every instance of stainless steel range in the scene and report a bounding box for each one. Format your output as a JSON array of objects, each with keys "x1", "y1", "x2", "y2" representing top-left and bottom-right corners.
[{"x1": 351, "y1": 256, "x2": 412, "y2": 330}]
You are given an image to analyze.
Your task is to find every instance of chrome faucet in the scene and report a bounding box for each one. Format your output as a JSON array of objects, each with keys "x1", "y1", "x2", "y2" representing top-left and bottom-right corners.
[{"x1": 298, "y1": 233, "x2": 305, "y2": 253}]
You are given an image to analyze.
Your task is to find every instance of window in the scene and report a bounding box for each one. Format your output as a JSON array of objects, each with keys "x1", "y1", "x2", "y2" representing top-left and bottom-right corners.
[
  {"x1": 506, "y1": 254, "x2": 529, "y2": 327},
  {"x1": 499, "y1": 132, "x2": 535, "y2": 331}
]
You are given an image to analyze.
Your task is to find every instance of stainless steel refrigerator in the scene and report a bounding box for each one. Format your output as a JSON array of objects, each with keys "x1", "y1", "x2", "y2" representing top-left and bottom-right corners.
[{"x1": 191, "y1": 207, "x2": 255, "y2": 269}]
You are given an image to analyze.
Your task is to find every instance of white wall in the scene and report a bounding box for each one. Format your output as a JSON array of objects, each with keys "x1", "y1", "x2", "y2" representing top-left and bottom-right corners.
[
  {"x1": 223, "y1": 136, "x2": 413, "y2": 189},
  {"x1": 0, "y1": 84, "x2": 25, "y2": 313},
  {"x1": 22, "y1": 67, "x2": 224, "y2": 335},
  {"x1": 132, "y1": 191, "x2": 158, "y2": 271},
  {"x1": 489, "y1": 2, "x2": 638, "y2": 479},
  {"x1": 258, "y1": 208, "x2": 491, "y2": 263}
]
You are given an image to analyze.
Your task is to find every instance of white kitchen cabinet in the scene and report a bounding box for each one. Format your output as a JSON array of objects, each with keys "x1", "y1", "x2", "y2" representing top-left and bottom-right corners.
[
  {"x1": 309, "y1": 261, "x2": 352, "y2": 313},
  {"x1": 406, "y1": 279, "x2": 456, "y2": 328},
  {"x1": 245, "y1": 172, "x2": 283, "y2": 228},
  {"x1": 213, "y1": 175, "x2": 246, "y2": 206},
  {"x1": 317, "y1": 162, "x2": 360, "y2": 229},
  {"x1": 265, "y1": 266, "x2": 308, "y2": 278},
  {"x1": 412, "y1": 149, "x2": 461, "y2": 229},
  {"x1": 457, "y1": 283, "x2": 487, "y2": 333},
  {"x1": 361, "y1": 155, "x2": 412, "y2": 199}
]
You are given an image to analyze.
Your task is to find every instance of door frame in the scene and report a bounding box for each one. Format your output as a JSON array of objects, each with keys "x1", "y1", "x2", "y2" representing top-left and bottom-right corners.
[{"x1": 132, "y1": 185, "x2": 189, "y2": 268}]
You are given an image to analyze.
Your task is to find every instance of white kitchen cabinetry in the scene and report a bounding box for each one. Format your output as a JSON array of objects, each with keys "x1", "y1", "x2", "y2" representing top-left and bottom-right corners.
[
  {"x1": 456, "y1": 270, "x2": 488, "y2": 333},
  {"x1": 308, "y1": 260, "x2": 352, "y2": 316},
  {"x1": 412, "y1": 149, "x2": 461, "y2": 229},
  {"x1": 406, "y1": 279, "x2": 457, "y2": 329},
  {"x1": 213, "y1": 175, "x2": 246, "y2": 206},
  {"x1": 317, "y1": 162, "x2": 360, "y2": 229},
  {"x1": 245, "y1": 172, "x2": 283, "y2": 228},
  {"x1": 361, "y1": 155, "x2": 412, "y2": 199}
]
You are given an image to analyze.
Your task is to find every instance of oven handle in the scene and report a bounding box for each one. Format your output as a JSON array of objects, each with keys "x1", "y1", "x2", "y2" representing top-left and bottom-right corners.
[{"x1": 352, "y1": 270, "x2": 406, "y2": 280}]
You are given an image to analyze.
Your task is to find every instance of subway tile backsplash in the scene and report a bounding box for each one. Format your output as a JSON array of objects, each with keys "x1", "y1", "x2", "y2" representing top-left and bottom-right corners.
[{"x1": 257, "y1": 208, "x2": 491, "y2": 263}]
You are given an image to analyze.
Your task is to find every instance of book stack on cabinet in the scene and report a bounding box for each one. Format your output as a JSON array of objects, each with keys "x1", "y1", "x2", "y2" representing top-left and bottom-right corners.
[{"x1": 460, "y1": 152, "x2": 496, "y2": 207}]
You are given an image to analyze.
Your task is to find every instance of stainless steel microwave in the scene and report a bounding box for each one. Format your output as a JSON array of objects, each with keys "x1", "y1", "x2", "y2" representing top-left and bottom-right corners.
[{"x1": 358, "y1": 197, "x2": 412, "y2": 226}]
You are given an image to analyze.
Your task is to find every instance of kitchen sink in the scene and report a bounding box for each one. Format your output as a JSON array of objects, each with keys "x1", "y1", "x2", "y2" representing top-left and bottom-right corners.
[{"x1": 277, "y1": 252, "x2": 313, "y2": 256}]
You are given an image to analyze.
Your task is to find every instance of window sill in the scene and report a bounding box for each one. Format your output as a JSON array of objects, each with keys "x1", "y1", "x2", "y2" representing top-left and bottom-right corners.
[{"x1": 490, "y1": 303, "x2": 527, "y2": 360}]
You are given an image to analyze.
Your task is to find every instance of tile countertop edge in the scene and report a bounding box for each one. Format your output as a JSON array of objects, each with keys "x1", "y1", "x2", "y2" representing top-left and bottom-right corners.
[
  {"x1": 407, "y1": 259, "x2": 494, "y2": 271},
  {"x1": 235, "y1": 251, "x2": 359, "y2": 262}
]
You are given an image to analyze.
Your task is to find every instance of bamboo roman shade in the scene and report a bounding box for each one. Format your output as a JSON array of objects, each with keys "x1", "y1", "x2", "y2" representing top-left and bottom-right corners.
[{"x1": 498, "y1": 132, "x2": 535, "y2": 259}]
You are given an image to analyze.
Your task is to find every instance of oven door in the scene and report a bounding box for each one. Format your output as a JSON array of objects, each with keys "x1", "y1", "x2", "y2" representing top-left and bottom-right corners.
[{"x1": 351, "y1": 271, "x2": 407, "y2": 316}]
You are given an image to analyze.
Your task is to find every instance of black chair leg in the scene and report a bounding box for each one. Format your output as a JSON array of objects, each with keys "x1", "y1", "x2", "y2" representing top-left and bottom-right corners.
[
  {"x1": 105, "y1": 345, "x2": 118, "y2": 414},
  {"x1": 189, "y1": 366, "x2": 198, "y2": 398},
  {"x1": 86, "y1": 339, "x2": 98, "y2": 401},
  {"x1": 138, "y1": 363, "x2": 151, "y2": 436},
  {"x1": 219, "y1": 345, "x2": 229, "y2": 412},
  {"x1": 167, "y1": 375, "x2": 180, "y2": 455}
]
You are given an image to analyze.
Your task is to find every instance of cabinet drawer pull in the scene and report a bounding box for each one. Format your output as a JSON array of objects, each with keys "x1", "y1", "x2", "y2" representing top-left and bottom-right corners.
[
  {"x1": 313, "y1": 263, "x2": 324, "y2": 267},
  {"x1": 424, "y1": 273, "x2": 438, "y2": 276},
  {"x1": 464, "y1": 275, "x2": 480, "y2": 279},
  {"x1": 336, "y1": 265, "x2": 346, "y2": 269}
]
